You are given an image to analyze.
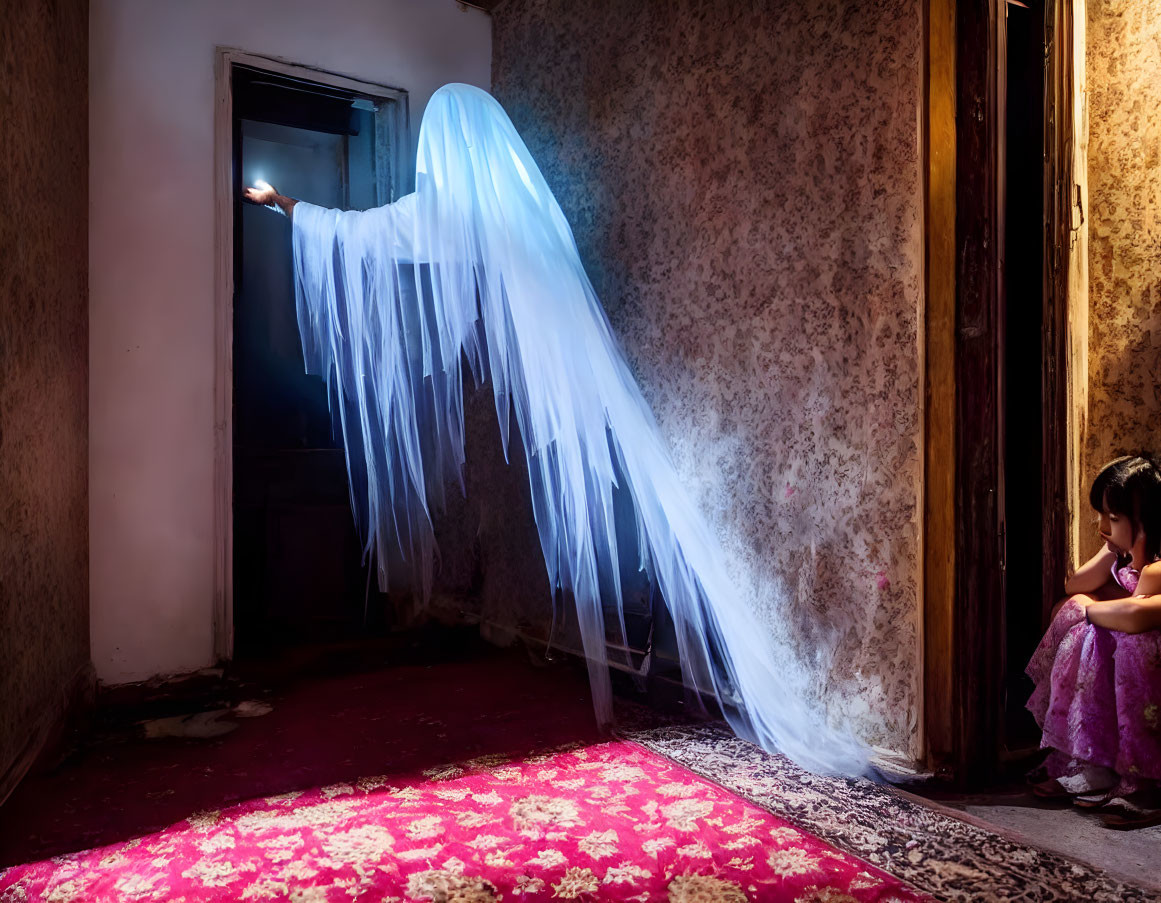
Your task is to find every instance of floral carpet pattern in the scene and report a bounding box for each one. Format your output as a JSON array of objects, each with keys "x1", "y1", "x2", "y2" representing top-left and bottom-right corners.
[
  {"x1": 623, "y1": 722, "x2": 1160, "y2": 903},
  {"x1": 0, "y1": 739, "x2": 926, "y2": 902}
]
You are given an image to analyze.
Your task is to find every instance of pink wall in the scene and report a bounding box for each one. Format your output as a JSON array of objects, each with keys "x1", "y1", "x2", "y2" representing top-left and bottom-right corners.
[{"x1": 89, "y1": 0, "x2": 491, "y2": 684}]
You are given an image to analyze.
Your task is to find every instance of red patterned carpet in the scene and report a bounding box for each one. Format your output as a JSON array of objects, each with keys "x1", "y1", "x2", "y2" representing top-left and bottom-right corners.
[
  {"x1": 0, "y1": 640, "x2": 927, "y2": 901},
  {"x1": 1, "y1": 739, "x2": 925, "y2": 902}
]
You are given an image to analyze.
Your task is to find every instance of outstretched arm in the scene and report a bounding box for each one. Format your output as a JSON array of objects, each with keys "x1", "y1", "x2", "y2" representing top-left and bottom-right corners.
[
  {"x1": 244, "y1": 182, "x2": 421, "y2": 261},
  {"x1": 243, "y1": 182, "x2": 298, "y2": 220}
]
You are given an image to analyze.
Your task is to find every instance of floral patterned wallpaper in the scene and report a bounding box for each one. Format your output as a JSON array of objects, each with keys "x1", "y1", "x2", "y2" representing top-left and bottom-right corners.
[
  {"x1": 0, "y1": 0, "x2": 91, "y2": 783},
  {"x1": 453, "y1": 0, "x2": 926, "y2": 757},
  {"x1": 1082, "y1": 0, "x2": 1161, "y2": 560}
]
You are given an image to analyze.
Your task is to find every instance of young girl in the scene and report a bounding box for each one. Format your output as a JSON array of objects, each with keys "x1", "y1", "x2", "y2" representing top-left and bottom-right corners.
[{"x1": 1026, "y1": 454, "x2": 1161, "y2": 828}]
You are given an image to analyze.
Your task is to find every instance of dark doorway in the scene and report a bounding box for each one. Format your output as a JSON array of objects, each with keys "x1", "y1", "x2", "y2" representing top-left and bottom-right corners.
[
  {"x1": 937, "y1": 0, "x2": 1076, "y2": 784},
  {"x1": 230, "y1": 65, "x2": 400, "y2": 659},
  {"x1": 1001, "y1": 0, "x2": 1048, "y2": 753}
]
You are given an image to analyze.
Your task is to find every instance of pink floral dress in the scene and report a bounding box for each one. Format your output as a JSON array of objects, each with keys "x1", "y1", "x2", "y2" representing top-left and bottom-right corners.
[{"x1": 1026, "y1": 558, "x2": 1161, "y2": 794}]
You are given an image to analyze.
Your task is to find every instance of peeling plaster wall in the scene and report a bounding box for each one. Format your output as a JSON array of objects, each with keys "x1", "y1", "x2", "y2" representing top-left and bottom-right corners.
[
  {"x1": 0, "y1": 0, "x2": 90, "y2": 782},
  {"x1": 1082, "y1": 0, "x2": 1161, "y2": 560},
  {"x1": 488, "y1": 0, "x2": 924, "y2": 755}
]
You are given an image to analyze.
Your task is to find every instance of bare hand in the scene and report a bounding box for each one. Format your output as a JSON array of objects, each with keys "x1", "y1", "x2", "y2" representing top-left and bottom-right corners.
[{"x1": 243, "y1": 183, "x2": 278, "y2": 206}]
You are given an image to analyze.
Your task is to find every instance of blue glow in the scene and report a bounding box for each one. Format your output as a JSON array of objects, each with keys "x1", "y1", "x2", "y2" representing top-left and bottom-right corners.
[{"x1": 288, "y1": 84, "x2": 869, "y2": 776}]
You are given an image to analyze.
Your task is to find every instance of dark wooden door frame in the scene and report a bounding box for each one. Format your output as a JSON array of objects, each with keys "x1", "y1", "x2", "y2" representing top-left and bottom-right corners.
[
  {"x1": 951, "y1": 0, "x2": 1005, "y2": 785},
  {"x1": 1040, "y1": 0, "x2": 1075, "y2": 627},
  {"x1": 924, "y1": 0, "x2": 1073, "y2": 784}
]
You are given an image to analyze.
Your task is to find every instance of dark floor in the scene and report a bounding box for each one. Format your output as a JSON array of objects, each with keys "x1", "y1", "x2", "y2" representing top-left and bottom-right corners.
[
  {"x1": 2, "y1": 627, "x2": 1157, "y2": 892},
  {"x1": 904, "y1": 778, "x2": 1161, "y2": 892},
  {"x1": 0, "y1": 626, "x2": 608, "y2": 869}
]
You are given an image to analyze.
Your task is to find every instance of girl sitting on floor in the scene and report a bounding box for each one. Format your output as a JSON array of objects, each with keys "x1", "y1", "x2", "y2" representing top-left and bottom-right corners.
[{"x1": 1026, "y1": 454, "x2": 1161, "y2": 828}]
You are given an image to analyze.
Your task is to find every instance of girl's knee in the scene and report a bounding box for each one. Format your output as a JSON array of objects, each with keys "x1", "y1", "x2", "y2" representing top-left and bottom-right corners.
[{"x1": 1049, "y1": 595, "x2": 1090, "y2": 628}]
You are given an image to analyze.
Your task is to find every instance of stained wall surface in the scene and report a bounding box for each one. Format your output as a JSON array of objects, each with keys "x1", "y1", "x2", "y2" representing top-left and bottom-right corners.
[
  {"x1": 488, "y1": 0, "x2": 925, "y2": 754},
  {"x1": 88, "y1": 0, "x2": 491, "y2": 684},
  {"x1": 0, "y1": 0, "x2": 90, "y2": 781},
  {"x1": 1083, "y1": 0, "x2": 1161, "y2": 558}
]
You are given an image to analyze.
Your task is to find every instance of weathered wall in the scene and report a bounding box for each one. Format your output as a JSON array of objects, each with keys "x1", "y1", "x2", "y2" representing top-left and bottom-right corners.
[
  {"x1": 488, "y1": 0, "x2": 924, "y2": 755},
  {"x1": 0, "y1": 0, "x2": 91, "y2": 787},
  {"x1": 1082, "y1": 0, "x2": 1161, "y2": 558}
]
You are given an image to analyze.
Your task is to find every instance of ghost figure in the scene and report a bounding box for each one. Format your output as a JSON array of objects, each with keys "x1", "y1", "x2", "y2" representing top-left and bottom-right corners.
[{"x1": 284, "y1": 83, "x2": 867, "y2": 776}]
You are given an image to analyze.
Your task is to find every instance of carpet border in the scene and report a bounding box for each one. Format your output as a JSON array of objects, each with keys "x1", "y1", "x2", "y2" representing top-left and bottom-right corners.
[{"x1": 619, "y1": 721, "x2": 1160, "y2": 903}]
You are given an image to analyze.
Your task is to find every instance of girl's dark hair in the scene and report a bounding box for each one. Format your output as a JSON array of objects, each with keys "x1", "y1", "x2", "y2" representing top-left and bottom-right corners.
[{"x1": 1089, "y1": 454, "x2": 1161, "y2": 561}]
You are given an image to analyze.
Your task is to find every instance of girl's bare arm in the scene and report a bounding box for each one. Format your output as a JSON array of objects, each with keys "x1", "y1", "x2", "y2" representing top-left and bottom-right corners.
[
  {"x1": 1085, "y1": 561, "x2": 1161, "y2": 632},
  {"x1": 1084, "y1": 597, "x2": 1161, "y2": 632},
  {"x1": 1063, "y1": 545, "x2": 1118, "y2": 595}
]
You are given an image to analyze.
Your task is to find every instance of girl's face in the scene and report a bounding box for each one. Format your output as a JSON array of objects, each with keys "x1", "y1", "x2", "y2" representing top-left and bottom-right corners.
[{"x1": 1098, "y1": 505, "x2": 1137, "y2": 556}]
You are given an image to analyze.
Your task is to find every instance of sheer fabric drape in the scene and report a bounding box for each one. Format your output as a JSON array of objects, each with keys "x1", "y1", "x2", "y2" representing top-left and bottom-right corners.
[{"x1": 290, "y1": 83, "x2": 867, "y2": 776}]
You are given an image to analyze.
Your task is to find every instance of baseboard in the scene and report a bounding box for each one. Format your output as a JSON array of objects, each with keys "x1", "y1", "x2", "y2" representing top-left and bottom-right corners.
[
  {"x1": 427, "y1": 599, "x2": 924, "y2": 772},
  {"x1": 0, "y1": 660, "x2": 97, "y2": 810},
  {"x1": 425, "y1": 598, "x2": 671, "y2": 678}
]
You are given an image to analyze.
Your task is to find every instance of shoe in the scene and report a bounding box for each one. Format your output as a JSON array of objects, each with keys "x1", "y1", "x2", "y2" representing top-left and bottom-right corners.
[
  {"x1": 1099, "y1": 794, "x2": 1161, "y2": 829},
  {"x1": 1101, "y1": 806, "x2": 1161, "y2": 829},
  {"x1": 1072, "y1": 790, "x2": 1117, "y2": 809},
  {"x1": 1030, "y1": 778, "x2": 1074, "y2": 800}
]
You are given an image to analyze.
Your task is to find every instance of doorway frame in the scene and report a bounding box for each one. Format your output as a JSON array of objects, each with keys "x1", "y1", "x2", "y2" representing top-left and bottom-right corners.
[
  {"x1": 923, "y1": 0, "x2": 1076, "y2": 783},
  {"x1": 211, "y1": 48, "x2": 410, "y2": 662}
]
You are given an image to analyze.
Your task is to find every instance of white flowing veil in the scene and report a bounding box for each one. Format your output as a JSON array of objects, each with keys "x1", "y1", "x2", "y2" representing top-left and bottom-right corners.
[{"x1": 290, "y1": 83, "x2": 869, "y2": 776}]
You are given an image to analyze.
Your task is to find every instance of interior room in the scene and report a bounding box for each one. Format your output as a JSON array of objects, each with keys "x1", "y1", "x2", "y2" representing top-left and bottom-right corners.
[{"x1": 1, "y1": 0, "x2": 1158, "y2": 899}]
